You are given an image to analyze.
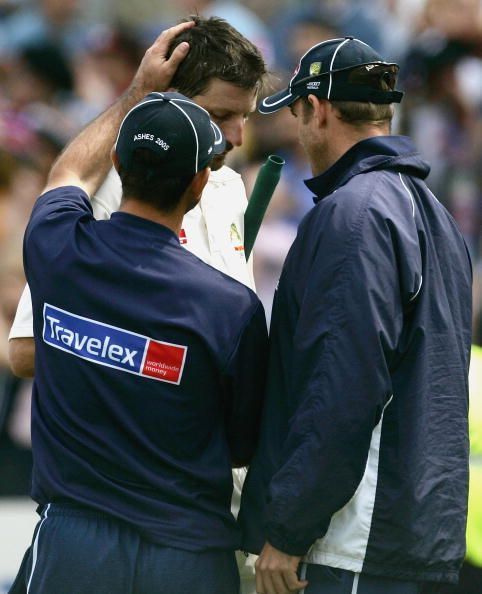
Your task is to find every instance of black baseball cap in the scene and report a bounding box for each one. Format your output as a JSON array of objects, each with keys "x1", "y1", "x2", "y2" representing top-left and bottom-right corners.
[
  {"x1": 259, "y1": 37, "x2": 404, "y2": 114},
  {"x1": 115, "y1": 92, "x2": 226, "y2": 175}
]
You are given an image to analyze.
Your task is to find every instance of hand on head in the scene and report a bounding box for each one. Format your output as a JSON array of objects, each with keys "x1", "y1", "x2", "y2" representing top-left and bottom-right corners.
[{"x1": 131, "y1": 21, "x2": 195, "y2": 96}]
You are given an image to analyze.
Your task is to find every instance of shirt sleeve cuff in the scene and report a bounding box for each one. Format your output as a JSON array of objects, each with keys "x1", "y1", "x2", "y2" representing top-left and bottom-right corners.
[{"x1": 8, "y1": 324, "x2": 34, "y2": 340}]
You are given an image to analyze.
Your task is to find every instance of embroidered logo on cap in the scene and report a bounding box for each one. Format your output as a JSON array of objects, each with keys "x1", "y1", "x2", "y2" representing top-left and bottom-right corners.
[
  {"x1": 309, "y1": 62, "x2": 322, "y2": 76},
  {"x1": 43, "y1": 303, "x2": 187, "y2": 385}
]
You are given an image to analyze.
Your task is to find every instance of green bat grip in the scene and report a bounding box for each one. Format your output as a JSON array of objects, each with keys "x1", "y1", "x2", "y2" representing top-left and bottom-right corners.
[{"x1": 244, "y1": 154, "x2": 285, "y2": 260}]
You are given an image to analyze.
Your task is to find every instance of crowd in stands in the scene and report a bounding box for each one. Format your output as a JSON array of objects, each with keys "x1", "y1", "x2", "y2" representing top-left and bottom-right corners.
[{"x1": 0, "y1": 0, "x2": 481, "y2": 590}]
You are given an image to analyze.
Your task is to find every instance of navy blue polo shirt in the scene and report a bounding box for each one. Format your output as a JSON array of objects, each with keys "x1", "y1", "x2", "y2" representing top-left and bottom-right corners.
[{"x1": 24, "y1": 186, "x2": 268, "y2": 552}]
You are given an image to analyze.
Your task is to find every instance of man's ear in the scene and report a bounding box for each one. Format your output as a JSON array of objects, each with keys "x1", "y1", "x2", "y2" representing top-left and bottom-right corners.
[
  {"x1": 190, "y1": 167, "x2": 210, "y2": 199},
  {"x1": 183, "y1": 167, "x2": 210, "y2": 212},
  {"x1": 308, "y1": 94, "x2": 328, "y2": 129},
  {"x1": 111, "y1": 147, "x2": 120, "y2": 172}
]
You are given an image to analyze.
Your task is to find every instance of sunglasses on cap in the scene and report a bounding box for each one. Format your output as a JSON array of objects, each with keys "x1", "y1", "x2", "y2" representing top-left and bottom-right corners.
[{"x1": 346, "y1": 63, "x2": 400, "y2": 91}]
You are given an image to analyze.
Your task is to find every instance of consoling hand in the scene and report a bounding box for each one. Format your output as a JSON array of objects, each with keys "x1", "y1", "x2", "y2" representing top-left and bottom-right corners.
[
  {"x1": 131, "y1": 20, "x2": 194, "y2": 96},
  {"x1": 255, "y1": 542, "x2": 308, "y2": 594}
]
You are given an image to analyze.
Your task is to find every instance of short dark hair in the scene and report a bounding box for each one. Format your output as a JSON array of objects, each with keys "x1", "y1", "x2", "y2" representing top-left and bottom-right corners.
[
  {"x1": 167, "y1": 16, "x2": 267, "y2": 97},
  {"x1": 119, "y1": 149, "x2": 195, "y2": 212},
  {"x1": 331, "y1": 101, "x2": 394, "y2": 127}
]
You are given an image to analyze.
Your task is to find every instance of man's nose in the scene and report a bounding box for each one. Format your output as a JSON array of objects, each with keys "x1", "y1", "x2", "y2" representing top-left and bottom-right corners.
[{"x1": 223, "y1": 118, "x2": 244, "y2": 148}]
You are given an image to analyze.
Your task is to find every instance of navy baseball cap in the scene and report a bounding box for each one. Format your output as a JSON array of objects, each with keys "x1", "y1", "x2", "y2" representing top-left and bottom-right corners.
[
  {"x1": 260, "y1": 37, "x2": 403, "y2": 114},
  {"x1": 115, "y1": 92, "x2": 226, "y2": 175}
]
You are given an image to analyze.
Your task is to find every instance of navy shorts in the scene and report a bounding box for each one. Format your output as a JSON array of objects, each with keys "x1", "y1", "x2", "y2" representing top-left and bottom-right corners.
[
  {"x1": 9, "y1": 503, "x2": 240, "y2": 594},
  {"x1": 297, "y1": 563, "x2": 449, "y2": 594}
]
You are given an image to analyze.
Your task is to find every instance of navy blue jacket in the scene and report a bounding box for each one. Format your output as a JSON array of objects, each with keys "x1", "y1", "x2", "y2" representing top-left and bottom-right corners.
[
  {"x1": 239, "y1": 136, "x2": 472, "y2": 583},
  {"x1": 24, "y1": 186, "x2": 268, "y2": 552}
]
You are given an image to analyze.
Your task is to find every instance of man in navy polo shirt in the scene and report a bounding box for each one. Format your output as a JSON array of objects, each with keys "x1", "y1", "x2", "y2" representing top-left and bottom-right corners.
[{"x1": 10, "y1": 22, "x2": 267, "y2": 594}]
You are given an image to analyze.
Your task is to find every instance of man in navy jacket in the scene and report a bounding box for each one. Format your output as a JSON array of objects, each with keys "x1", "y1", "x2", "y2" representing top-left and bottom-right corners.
[{"x1": 239, "y1": 37, "x2": 472, "y2": 594}]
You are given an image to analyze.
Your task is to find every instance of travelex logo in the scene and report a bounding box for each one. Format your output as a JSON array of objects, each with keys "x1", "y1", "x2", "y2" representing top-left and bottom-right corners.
[{"x1": 43, "y1": 304, "x2": 187, "y2": 385}]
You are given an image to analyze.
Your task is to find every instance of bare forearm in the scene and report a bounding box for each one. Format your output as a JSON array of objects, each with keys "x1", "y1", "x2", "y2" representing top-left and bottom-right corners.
[{"x1": 9, "y1": 338, "x2": 35, "y2": 378}]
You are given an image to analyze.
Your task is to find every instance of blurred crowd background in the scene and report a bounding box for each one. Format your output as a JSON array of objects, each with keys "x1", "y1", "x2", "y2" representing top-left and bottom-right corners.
[{"x1": 0, "y1": 0, "x2": 481, "y2": 591}]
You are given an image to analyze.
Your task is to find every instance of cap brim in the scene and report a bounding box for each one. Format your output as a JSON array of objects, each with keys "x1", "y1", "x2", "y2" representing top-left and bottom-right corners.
[
  {"x1": 210, "y1": 120, "x2": 226, "y2": 155},
  {"x1": 258, "y1": 88, "x2": 297, "y2": 114}
]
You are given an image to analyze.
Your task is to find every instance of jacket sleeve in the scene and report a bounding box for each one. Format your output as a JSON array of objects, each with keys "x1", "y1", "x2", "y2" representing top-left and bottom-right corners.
[
  {"x1": 264, "y1": 195, "x2": 422, "y2": 555},
  {"x1": 222, "y1": 300, "x2": 268, "y2": 468}
]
